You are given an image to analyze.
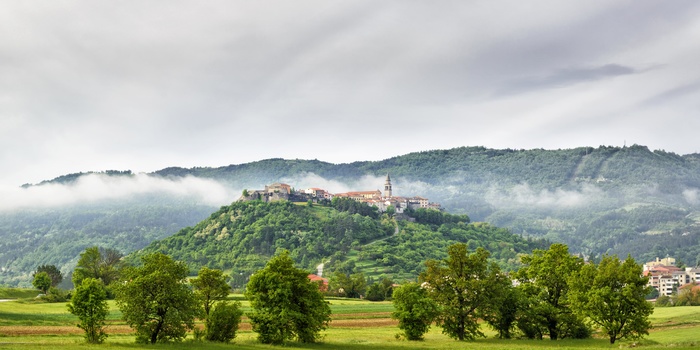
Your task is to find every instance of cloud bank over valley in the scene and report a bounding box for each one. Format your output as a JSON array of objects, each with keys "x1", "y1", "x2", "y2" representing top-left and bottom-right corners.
[{"x1": 0, "y1": 174, "x2": 238, "y2": 212}]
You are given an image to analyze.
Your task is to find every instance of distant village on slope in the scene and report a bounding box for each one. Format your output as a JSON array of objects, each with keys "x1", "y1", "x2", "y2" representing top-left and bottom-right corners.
[
  {"x1": 238, "y1": 174, "x2": 441, "y2": 213},
  {"x1": 644, "y1": 256, "x2": 700, "y2": 297}
]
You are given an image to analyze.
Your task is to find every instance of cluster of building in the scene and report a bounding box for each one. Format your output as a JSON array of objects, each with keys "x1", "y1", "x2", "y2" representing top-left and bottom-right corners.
[
  {"x1": 643, "y1": 257, "x2": 700, "y2": 296},
  {"x1": 239, "y1": 174, "x2": 441, "y2": 213}
]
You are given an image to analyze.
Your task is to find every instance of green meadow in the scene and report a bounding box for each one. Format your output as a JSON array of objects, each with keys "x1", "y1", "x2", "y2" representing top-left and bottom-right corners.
[{"x1": 1, "y1": 292, "x2": 699, "y2": 349}]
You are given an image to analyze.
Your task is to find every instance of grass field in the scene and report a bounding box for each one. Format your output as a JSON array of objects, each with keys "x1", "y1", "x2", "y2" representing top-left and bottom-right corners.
[
  {"x1": 1, "y1": 292, "x2": 700, "y2": 349},
  {"x1": 0, "y1": 288, "x2": 37, "y2": 300}
]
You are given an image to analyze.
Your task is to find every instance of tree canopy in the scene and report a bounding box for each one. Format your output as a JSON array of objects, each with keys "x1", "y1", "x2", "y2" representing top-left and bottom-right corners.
[
  {"x1": 72, "y1": 246, "x2": 123, "y2": 287},
  {"x1": 245, "y1": 250, "x2": 331, "y2": 344},
  {"x1": 190, "y1": 267, "x2": 230, "y2": 318},
  {"x1": 34, "y1": 265, "x2": 62, "y2": 287},
  {"x1": 114, "y1": 253, "x2": 198, "y2": 344},
  {"x1": 569, "y1": 255, "x2": 653, "y2": 344},
  {"x1": 68, "y1": 278, "x2": 109, "y2": 343},
  {"x1": 391, "y1": 282, "x2": 439, "y2": 340},
  {"x1": 515, "y1": 243, "x2": 590, "y2": 340},
  {"x1": 420, "y1": 243, "x2": 509, "y2": 341}
]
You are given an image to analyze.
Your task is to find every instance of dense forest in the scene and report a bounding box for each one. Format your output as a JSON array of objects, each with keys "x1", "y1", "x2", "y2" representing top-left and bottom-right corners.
[
  {"x1": 129, "y1": 201, "x2": 547, "y2": 286},
  {"x1": 3, "y1": 144, "x2": 700, "y2": 286},
  {"x1": 0, "y1": 197, "x2": 215, "y2": 286}
]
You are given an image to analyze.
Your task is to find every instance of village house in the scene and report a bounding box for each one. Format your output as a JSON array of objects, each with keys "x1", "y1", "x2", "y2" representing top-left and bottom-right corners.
[
  {"x1": 643, "y1": 257, "x2": 698, "y2": 297},
  {"x1": 265, "y1": 183, "x2": 291, "y2": 194},
  {"x1": 307, "y1": 274, "x2": 329, "y2": 292}
]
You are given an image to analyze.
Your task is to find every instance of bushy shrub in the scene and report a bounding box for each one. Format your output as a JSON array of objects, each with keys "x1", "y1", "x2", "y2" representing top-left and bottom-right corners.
[{"x1": 205, "y1": 301, "x2": 243, "y2": 343}]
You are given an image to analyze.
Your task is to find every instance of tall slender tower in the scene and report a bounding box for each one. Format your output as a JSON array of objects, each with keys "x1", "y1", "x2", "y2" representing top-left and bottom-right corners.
[{"x1": 384, "y1": 173, "x2": 392, "y2": 199}]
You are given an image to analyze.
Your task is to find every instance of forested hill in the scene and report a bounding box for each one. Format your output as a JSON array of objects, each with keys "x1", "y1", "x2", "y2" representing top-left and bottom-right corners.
[
  {"x1": 149, "y1": 145, "x2": 700, "y2": 266},
  {"x1": 4, "y1": 144, "x2": 700, "y2": 287},
  {"x1": 153, "y1": 145, "x2": 700, "y2": 191},
  {"x1": 129, "y1": 200, "x2": 548, "y2": 286}
]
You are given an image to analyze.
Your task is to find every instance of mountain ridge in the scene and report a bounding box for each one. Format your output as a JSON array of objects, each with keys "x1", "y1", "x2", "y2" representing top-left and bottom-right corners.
[{"x1": 4, "y1": 144, "x2": 700, "y2": 287}]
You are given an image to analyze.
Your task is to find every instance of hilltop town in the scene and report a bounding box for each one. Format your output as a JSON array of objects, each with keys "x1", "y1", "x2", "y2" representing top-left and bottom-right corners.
[{"x1": 238, "y1": 174, "x2": 441, "y2": 213}]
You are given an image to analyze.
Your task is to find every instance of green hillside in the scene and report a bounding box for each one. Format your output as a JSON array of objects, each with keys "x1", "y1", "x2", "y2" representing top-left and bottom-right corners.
[
  {"x1": 0, "y1": 198, "x2": 215, "y2": 287},
  {"x1": 4, "y1": 144, "x2": 700, "y2": 287},
  {"x1": 130, "y1": 200, "x2": 547, "y2": 285}
]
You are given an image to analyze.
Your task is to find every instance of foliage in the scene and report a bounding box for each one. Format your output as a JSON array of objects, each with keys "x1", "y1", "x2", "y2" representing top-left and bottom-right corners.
[
  {"x1": 40, "y1": 287, "x2": 70, "y2": 303},
  {"x1": 391, "y1": 282, "x2": 439, "y2": 340},
  {"x1": 483, "y1": 283, "x2": 521, "y2": 339},
  {"x1": 204, "y1": 301, "x2": 243, "y2": 343},
  {"x1": 352, "y1": 221, "x2": 550, "y2": 280},
  {"x1": 672, "y1": 283, "x2": 700, "y2": 306},
  {"x1": 569, "y1": 255, "x2": 653, "y2": 344},
  {"x1": 404, "y1": 207, "x2": 470, "y2": 226},
  {"x1": 133, "y1": 201, "x2": 395, "y2": 283},
  {"x1": 329, "y1": 272, "x2": 367, "y2": 298},
  {"x1": 515, "y1": 243, "x2": 590, "y2": 340},
  {"x1": 420, "y1": 243, "x2": 509, "y2": 341},
  {"x1": 34, "y1": 265, "x2": 62, "y2": 287},
  {"x1": 190, "y1": 267, "x2": 230, "y2": 318},
  {"x1": 656, "y1": 295, "x2": 672, "y2": 307},
  {"x1": 32, "y1": 272, "x2": 51, "y2": 294},
  {"x1": 245, "y1": 250, "x2": 331, "y2": 344},
  {"x1": 330, "y1": 197, "x2": 380, "y2": 219},
  {"x1": 67, "y1": 278, "x2": 109, "y2": 343},
  {"x1": 72, "y1": 246, "x2": 123, "y2": 289},
  {"x1": 0, "y1": 199, "x2": 214, "y2": 287},
  {"x1": 646, "y1": 287, "x2": 660, "y2": 300},
  {"x1": 8, "y1": 145, "x2": 700, "y2": 288},
  {"x1": 366, "y1": 278, "x2": 395, "y2": 301},
  {"x1": 114, "y1": 253, "x2": 198, "y2": 344}
]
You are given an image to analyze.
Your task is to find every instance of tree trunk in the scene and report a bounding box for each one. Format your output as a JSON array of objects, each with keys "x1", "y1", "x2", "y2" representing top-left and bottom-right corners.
[
  {"x1": 151, "y1": 319, "x2": 164, "y2": 344},
  {"x1": 548, "y1": 318, "x2": 558, "y2": 341}
]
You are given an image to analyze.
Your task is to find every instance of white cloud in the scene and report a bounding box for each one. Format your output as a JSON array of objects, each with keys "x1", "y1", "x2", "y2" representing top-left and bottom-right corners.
[
  {"x1": 485, "y1": 183, "x2": 603, "y2": 209},
  {"x1": 0, "y1": 173, "x2": 238, "y2": 211},
  {"x1": 683, "y1": 188, "x2": 700, "y2": 205}
]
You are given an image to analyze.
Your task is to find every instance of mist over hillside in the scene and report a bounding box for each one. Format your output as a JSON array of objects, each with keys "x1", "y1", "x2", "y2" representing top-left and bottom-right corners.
[{"x1": 2, "y1": 145, "x2": 700, "y2": 287}]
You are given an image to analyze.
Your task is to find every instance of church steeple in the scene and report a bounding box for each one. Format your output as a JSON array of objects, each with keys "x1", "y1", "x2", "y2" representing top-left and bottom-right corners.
[{"x1": 384, "y1": 173, "x2": 392, "y2": 198}]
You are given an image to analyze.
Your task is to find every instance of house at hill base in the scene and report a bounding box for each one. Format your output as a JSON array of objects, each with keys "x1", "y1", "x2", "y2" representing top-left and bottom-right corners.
[
  {"x1": 643, "y1": 257, "x2": 700, "y2": 297},
  {"x1": 308, "y1": 274, "x2": 329, "y2": 292}
]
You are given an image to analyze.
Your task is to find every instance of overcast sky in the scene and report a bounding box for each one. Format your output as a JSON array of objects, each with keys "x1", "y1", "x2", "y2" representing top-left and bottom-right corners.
[{"x1": 2, "y1": 1, "x2": 700, "y2": 187}]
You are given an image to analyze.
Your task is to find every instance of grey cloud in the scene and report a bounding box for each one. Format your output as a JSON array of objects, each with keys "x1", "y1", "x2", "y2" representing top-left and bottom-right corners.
[
  {"x1": 2, "y1": 1, "x2": 700, "y2": 186},
  {"x1": 494, "y1": 64, "x2": 638, "y2": 96},
  {"x1": 641, "y1": 81, "x2": 700, "y2": 106}
]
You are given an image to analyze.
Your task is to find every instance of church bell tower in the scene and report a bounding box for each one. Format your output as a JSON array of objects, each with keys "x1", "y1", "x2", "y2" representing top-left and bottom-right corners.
[{"x1": 384, "y1": 174, "x2": 392, "y2": 199}]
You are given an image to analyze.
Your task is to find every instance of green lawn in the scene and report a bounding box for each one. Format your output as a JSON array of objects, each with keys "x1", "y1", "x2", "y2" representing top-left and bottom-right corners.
[
  {"x1": 1, "y1": 296, "x2": 700, "y2": 349},
  {"x1": 0, "y1": 288, "x2": 38, "y2": 299}
]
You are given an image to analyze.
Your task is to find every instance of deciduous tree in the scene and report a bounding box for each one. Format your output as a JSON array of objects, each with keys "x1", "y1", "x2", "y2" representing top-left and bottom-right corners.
[
  {"x1": 114, "y1": 253, "x2": 198, "y2": 344},
  {"x1": 205, "y1": 301, "x2": 243, "y2": 343},
  {"x1": 191, "y1": 267, "x2": 230, "y2": 318},
  {"x1": 245, "y1": 250, "x2": 331, "y2": 344},
  {"x1": 420, "y1": 243, "x2": 507, "y2": 341},
  {"x1": 68, "y1": 278, "x2": 109, "y2": 343},
  {"x1": 329, "y1": 271, "x2": 366, "y2": 298},
  {"x1": 569, "y1": 255, "x2": 653, "y2": 344},
  {"x1": 32, "y1": 271, "x2": 51, "y2": 294},
  {"x1": 72, "y1": 246, "x2": 123, "y2": 287},
  {"x1": 515, "y1": 243, "x2": 590, "y2": 340},
  {"x1": 391, "y1": 282, "x2": 439, "y2": 340},
  {"x1": 34, "y1": 265, "x2": 63, "y2": 287}
]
